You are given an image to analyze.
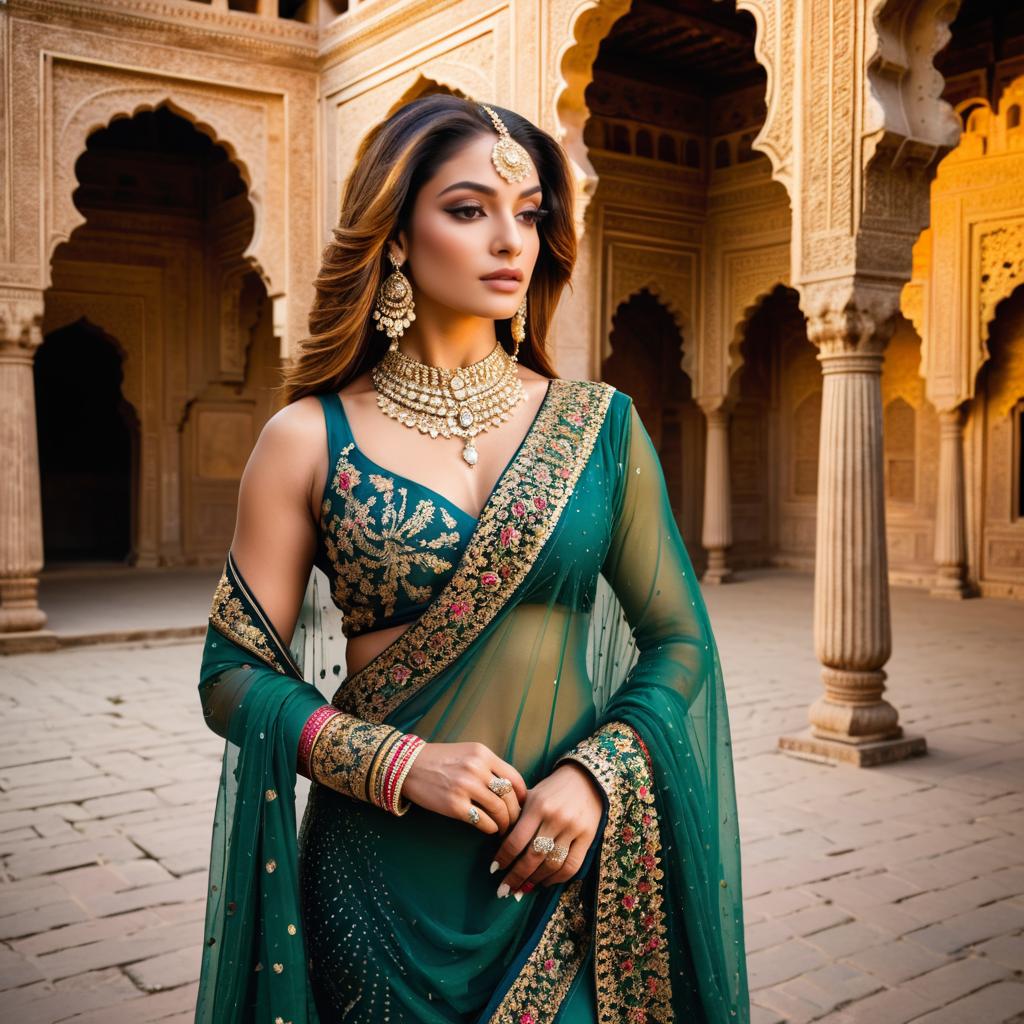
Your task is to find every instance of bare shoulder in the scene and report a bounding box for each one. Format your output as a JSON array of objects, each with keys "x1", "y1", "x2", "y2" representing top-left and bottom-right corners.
[{"x1": 244, "y1": 395, "x2": 326, "y2": 492}]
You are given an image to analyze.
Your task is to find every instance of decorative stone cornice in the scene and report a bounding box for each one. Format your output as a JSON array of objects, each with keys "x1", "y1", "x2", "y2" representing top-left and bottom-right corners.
[{"x1": 8, "y1": 0, "x2": 318, "y2": 66}]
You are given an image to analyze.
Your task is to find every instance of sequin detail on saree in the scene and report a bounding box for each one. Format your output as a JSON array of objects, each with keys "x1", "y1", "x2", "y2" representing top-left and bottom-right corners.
[{"x1": 330, "y1": 378, "x2": 615, "y2": 723}]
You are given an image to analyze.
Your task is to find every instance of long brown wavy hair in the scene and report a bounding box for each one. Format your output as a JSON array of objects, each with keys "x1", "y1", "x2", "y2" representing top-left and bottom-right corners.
[{"x1": 282, "y1": 95, "x2": 578, "y2": 404}]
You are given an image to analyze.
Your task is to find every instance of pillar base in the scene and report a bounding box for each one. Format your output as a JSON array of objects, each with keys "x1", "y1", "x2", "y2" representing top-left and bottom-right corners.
[
  {"x1": 778, "y1": 728, "x2": 927, "y2": 767},
  {"x1": 701, "y1": 550, "x2": 734, "y2": 584},
  {"x1": 930, "y1": 568, "x2": 973, "y2": 600},
  {"x1": 0, "y1": 629, "x2": 59, "y2": 655},
  {"x1": 701, "y1": 566, "x2": 735, "y2": 584}
]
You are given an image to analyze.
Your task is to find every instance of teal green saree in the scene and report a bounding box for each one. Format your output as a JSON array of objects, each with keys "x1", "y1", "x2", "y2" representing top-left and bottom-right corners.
[{"x1": 195, "y1": 378, "x2": 749, "y2": 1023}]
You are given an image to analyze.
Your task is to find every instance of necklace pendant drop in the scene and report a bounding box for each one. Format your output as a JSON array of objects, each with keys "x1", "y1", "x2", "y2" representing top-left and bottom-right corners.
[{"x1": 462, "y1": 439, "x2": 479, "y2": 467}]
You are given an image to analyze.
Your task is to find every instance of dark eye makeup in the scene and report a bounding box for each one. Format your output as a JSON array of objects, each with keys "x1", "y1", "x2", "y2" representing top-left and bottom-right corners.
[{"x1": 446, "y1": 205, "x2": 550, "y2": 226}]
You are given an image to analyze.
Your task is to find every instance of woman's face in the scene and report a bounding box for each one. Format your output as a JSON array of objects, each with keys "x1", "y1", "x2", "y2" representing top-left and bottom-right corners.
[{"x1": 394, "y1": 132, "x2": 546, "y2": 321}]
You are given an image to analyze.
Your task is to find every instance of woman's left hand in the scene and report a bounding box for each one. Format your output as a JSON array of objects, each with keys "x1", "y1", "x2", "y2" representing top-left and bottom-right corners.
[{"x1": 490, "y1": 762, "x2": 604, "y2": 898}]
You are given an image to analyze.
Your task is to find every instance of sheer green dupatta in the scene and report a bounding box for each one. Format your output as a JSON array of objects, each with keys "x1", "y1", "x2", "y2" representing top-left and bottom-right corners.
[
  {"x1": 195, "y1": 551, "x2": 326, "y2": 1024},
  {"x1": 560, "y1": 400, "x2": 750, "y2": 1023}
]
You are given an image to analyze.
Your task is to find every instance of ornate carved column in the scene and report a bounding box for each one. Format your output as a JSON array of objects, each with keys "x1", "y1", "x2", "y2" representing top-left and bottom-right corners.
[
  {"x1": 700, "y1": 402, "x2": 734, "y2": 583},
  {"x1": 0, "y1": 291, "x2": 51, "y2": 641},
  {"x1": 779, "y1": 301, "x2": 925, "y2": 766},
  {"x1": 932, "y1": 406, "x2": 971, "y2": 598}
]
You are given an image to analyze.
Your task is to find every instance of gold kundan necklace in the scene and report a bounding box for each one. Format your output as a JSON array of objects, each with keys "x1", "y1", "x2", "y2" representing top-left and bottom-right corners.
[{"x1": 371, "y1": 341, "x2": 525, "y2": 467}]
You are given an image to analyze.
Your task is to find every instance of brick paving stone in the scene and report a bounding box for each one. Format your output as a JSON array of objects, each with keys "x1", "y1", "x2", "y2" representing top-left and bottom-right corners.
[
  {"x1": 975, "y1": 933, "x2": 1024, "y2": 970},
  {"x1": 907, "y1": 899, "x2": 1024, "y2": 955},
  {"x1": 909, "y1": 981, "x2": 1024, "y2": 1024},
  {"x1": 805, "y1": 920, "x2": 893, "y2": 958},
  {"x1": 843, "y1": 938, "x2": 951, "y2": 987},
  {"x1": 903, "y1": 955, "x2": 1012, "y2": 1004},
  {"x1": 747, "y1": 938, "x2": 831, "y2": 989},
  {"x1": 124, "y1": 946, "x2": 201, "y2": 993},
  {"x1": 780, "y1": 961, "x2": 884, "y2": 1014}
]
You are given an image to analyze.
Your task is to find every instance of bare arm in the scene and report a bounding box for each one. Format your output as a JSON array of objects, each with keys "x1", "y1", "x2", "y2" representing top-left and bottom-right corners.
[{"x1": 228, "y1": 396, "x2": 324, "y2": 643}]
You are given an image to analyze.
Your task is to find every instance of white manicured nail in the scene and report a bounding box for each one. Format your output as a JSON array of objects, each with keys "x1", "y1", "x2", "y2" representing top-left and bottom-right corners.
[
  {"x1": 489, "y1": 860, "x2": 500, "y2": 874},
  {"x1": 514, "y1": 891, "x2": 523, "y2": 902},
  {"x1": 496, "y1": 882, "x2": 510, "y2": 898}
]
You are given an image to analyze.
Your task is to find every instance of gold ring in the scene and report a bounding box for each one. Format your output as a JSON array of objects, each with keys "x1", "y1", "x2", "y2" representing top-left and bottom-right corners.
[
  {"x1": 488, "y1": 776, "x2": 513, "y2": 796},
  {"x1": 531, "y1": 835, "x2": 555, "y2": 855}
]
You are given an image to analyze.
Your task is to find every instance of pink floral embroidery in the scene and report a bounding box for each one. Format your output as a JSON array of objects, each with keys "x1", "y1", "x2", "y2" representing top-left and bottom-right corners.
[
  {"x1": 533, "y1": 496, "x2": 547, "y2": 510},
  {"x1": 449, "y1": 600, "x2": 470, "y2": 619},
  {"x1": 498, "y1": 565, "x2": 512, "y2": 580},
  {"x1": 622, "y1": 958, "x2": 634, "y2": 973},
  {"x1": 391, "y1": 664, "x2": 411, "y2": 684},
  {"x1": 543, "y1": 958, "x2": 555, "y2": 972},
  {"x1": 535, "y1": 465, "x2": 551, "y2": 484},
  {"x1": 409, "y1": 650, "x2": 428, "y2": 668},
  {"x1": 567, "y1": 412, "x2": 584, "y2": 426},
  {"x1": 557, "y1": 467, "x2": 571, "y2": 478},
  {"x1": 646, "y1": 936, "x2": 661, "y2": 951},
  {"x1": 621, "y1": 826, "x2": 636, "y2": 843},
  {"x1": 512, "y1": 500, "x2": 527, "y2": 517},
  {"x1": 338, "y1": 470, "x2": 352, "y2": 491},
  {"x1": 519, "y1": 1014, "x2": 534, "y2": 1024},
  {"x1": 642, "y1": 813, "x2": 653, "y2": 826},
  {"x1": 480, "y1": 571, "x2": 500, "y2": 589},
  {"x1": 640, "y1": 853, "x2": 656, "y2": 870},
  {"x1": 622, "y1": 894, "x2": 637, "y2": 910},
  {"x1": 500, "y1": 525, "x2": 521, "y2": 548}
]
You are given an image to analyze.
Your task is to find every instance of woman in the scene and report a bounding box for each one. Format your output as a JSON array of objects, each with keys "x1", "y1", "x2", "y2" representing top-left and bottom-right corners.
[{"x1": 195, "y1": 95, "x2": 748, "y2": 1024}]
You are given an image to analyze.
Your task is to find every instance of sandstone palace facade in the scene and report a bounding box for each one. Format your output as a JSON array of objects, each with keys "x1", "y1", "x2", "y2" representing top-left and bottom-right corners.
[{"x1": 1, "y1": 0, "x2": 1021, "y2": 764}]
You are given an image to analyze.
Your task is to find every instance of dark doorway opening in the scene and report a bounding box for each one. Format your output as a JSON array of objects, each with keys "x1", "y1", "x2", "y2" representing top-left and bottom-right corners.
[{"x1": 34, "y1": 320, "x2": 139, "y2": 565}]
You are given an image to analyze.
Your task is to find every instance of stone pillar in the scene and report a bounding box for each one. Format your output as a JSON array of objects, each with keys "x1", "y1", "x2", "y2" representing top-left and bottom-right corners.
[
  {"x1": 0, "y1": 291, "x2": 52, "y2": 644},
  {"x1": 700, "y1": 403, "x2": 734, "y2": 583},
  {"x1": 779, "y1": 307, "x2": 925, "y2": 767},
  {"x1": 931, "y1": 406, "x2": 971, "y2": 599}
]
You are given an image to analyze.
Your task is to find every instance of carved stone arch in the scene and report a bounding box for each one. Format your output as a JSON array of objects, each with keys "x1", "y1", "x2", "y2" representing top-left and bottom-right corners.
[
  {"x1": 735, "y1": 0, "x2": 796, "y2": 199},
  {"x1": 606, "y1": 280, "x2": 693, "y2": 384},
  {"x1": 550, "y1": 0, "x2": 632, "y2": 227},
  {"x1": 862, "y1": 0, "x2": 962, "y2": 205},
  {"x1": 725, "y1": 282, "x2": 799, "y2": 398},
  {"x1": 50, "y1": 86, "x2": 279, "y2": 301},
  {"x1": 981, "y1": 250, "x2": 1024, "y2": 370}
]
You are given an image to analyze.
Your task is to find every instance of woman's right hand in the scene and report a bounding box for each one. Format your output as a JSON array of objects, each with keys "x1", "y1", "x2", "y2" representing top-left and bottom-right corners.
[{"x1": 401, "y1": 741, "x2": 528, "y2": 835}]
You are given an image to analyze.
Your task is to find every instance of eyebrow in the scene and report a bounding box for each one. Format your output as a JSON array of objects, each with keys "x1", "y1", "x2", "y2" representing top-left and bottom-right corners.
[{"x1": 436, "y1": 181, "x2": 543, "y2": 199}]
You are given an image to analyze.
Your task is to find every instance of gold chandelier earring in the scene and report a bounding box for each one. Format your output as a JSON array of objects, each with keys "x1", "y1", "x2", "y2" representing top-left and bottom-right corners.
[
  {"x1": 373, "y1": 248, "x2": 416, "y2": 350},
  {"x1": 510, "y1": 295, "x2": 527, "y2": 362}
]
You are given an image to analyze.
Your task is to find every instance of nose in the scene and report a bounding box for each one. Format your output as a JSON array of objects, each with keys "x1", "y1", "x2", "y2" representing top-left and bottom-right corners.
[{"x1": 492, "y1": 208, "x2": 524, "y2": 258}]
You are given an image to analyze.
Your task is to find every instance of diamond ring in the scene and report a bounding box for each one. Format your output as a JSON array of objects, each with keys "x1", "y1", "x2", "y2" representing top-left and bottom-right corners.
[
  {"x1": 545, "y1": 843, "x2": 570, "y2": 864},
  {"x1": 467, "y1": 806, "x2": 480, "y2": 825},
  {"x1": 531, "y1": 835, "x2": 555, "y2": 855},
  {"x1": 488, "y1": 776, "x2": 513, "y2": 796}
]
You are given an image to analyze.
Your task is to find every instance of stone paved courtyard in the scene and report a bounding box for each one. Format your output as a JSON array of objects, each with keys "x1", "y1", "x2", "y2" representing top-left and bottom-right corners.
[{"x1": 0, "y1": 568, "x2": 1021, "y2": 1023}]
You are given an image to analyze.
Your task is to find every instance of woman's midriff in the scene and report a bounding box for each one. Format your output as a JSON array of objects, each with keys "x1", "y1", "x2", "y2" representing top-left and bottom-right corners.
[{"x1": 344, "y1": 620, "x2": 416, "y2": 678}]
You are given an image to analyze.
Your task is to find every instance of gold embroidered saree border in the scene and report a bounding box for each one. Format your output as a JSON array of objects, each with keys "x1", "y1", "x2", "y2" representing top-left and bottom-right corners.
[
  {"x1": 556, "y1": 721, "x2": 674, "y2": 1023},
  {"x1": 208, "y1": 551, "x2": 302, "y2": 677},
  {"x1": 330, "y1": 378, "x2": 616, "y2": 724},
  {"x1": 487, "y1": 878, "x2": 591, "y2": 1024}
]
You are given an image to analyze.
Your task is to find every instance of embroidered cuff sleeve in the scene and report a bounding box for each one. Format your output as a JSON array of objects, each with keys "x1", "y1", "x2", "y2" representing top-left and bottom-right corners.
[
  {"x1": 554, "y1": 720, "x2": 654, "y2": 800},
  {"x1": 305, "y1": 709, "x2": 420, "y2": 817}
]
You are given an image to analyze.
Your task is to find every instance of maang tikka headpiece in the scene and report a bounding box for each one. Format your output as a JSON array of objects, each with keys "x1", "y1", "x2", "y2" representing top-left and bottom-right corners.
[{"x1": 478, "y1": 103, "x2": 535, "y2": 184}]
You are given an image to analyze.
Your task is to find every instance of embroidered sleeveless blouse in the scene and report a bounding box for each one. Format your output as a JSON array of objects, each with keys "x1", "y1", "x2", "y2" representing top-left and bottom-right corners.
[{"x1": 314, "y1": 392, "x2": 482, "y2": 640}]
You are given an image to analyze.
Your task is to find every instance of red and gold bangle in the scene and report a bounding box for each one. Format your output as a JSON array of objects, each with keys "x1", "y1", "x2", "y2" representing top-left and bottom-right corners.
[
  {"x1": 373, "y1": 733, "x2": 419, "y2": 814},
  {"x1": 387, "y1": 735, "x2": 426, "y2": 815},
  {"x1": 297, "y1": 706, "x2": 341, "y2": 779},
  {"x1": 369, "y1": 733, "x2": 426, "y2": 816}
]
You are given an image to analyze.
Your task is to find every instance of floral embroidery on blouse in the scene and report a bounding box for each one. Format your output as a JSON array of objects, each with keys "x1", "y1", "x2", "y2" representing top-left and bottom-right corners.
[{"x1": 320, "y1": 443, "x2": 464, "y2": 638}]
